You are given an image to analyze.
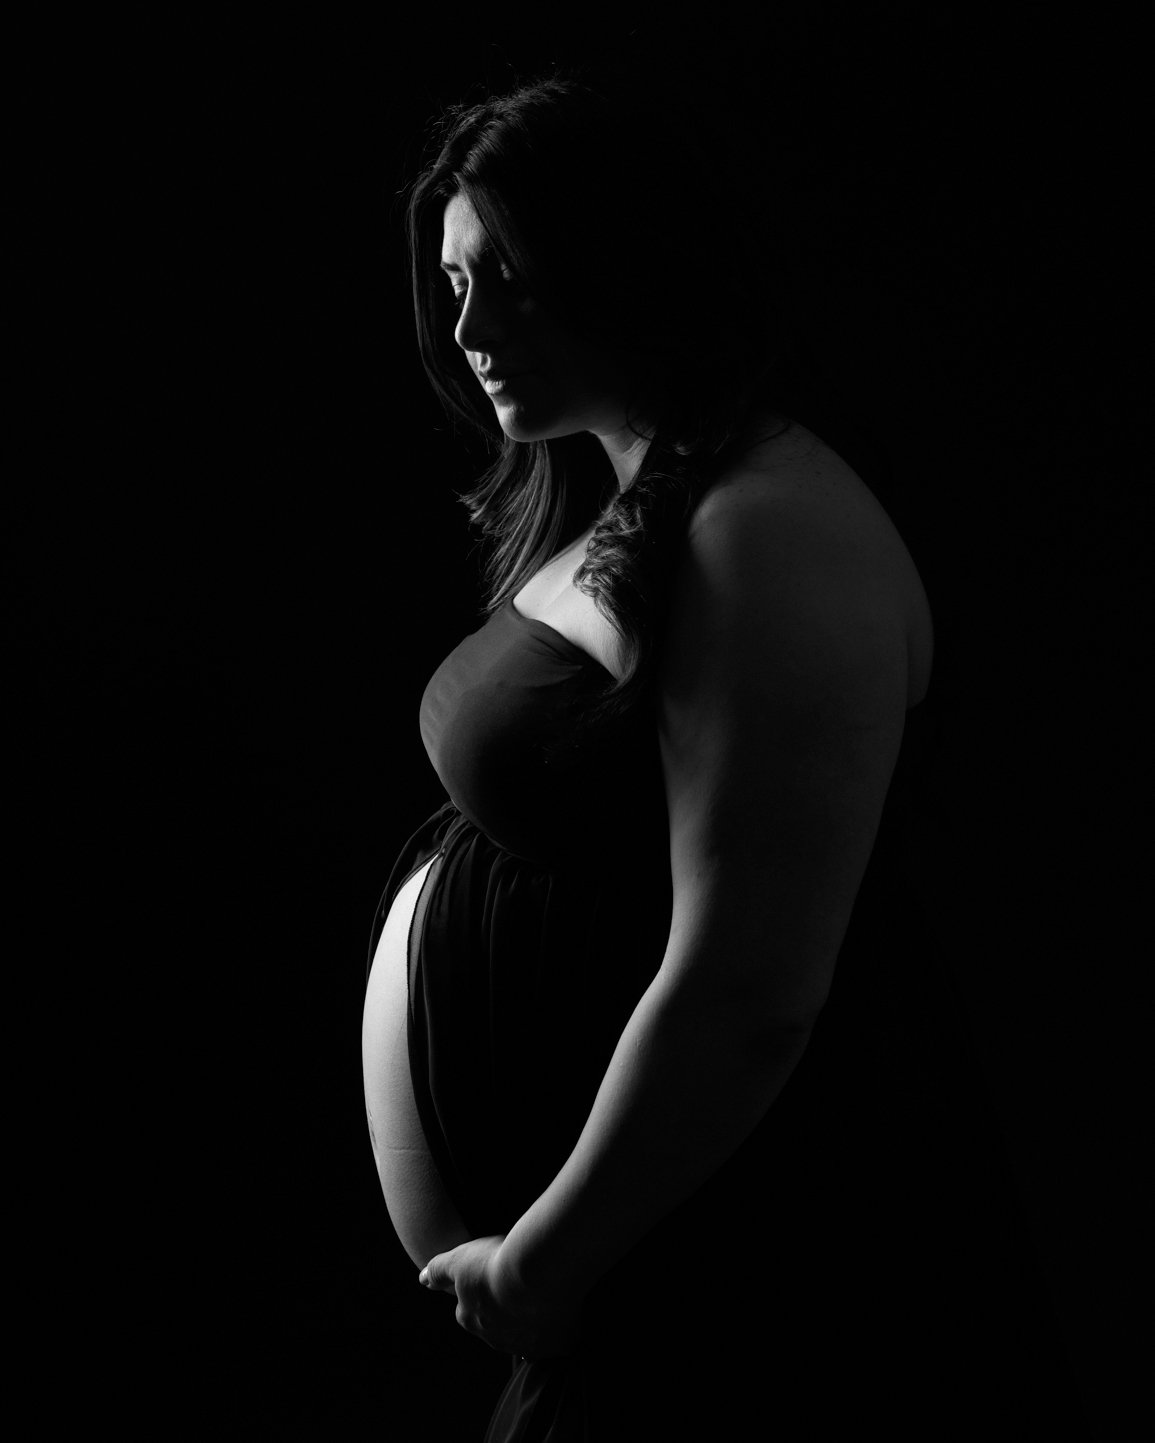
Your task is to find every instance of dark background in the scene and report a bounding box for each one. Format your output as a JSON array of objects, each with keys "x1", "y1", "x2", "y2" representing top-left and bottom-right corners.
[{"x1": 7, "y1": 7, "x2": 1145, "y2": 1438}]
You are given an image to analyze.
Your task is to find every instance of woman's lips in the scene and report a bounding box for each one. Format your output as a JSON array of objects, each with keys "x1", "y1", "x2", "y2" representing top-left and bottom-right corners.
[{"x1": 483, "y1": 373, "x2": 531, "y2": 394}]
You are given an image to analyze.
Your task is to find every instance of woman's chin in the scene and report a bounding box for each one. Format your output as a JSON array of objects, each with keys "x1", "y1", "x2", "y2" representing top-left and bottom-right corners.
[
  {"x1": 496, "y1": 411, "x2": 555, "y2": 443},
  {"x1": 502, "y1": 424, "x2": 546, "y2": 443},
  {"x1": 495, "y1": 406, "x2": 585, "y2": 446}
]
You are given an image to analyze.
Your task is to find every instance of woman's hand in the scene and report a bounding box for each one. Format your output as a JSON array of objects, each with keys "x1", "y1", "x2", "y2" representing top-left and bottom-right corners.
[{"x1": 419, "y1": 1234, "x2": 582, "y2": 1359}]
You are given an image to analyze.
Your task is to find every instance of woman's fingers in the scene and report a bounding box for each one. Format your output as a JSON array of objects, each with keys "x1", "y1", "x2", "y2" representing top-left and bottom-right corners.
[
  {"x1": 418, "y1": 1252, "x2": 456, "y2": 1292},
  {"x1": 420, "y1": 1235, "x2": 576, "y2": 1356}
]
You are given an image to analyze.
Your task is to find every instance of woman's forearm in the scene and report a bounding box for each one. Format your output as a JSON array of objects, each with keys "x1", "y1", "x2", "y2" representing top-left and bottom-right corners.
[{"x1": 500, "y1": 967, "x2": 816, "y2": 1303}]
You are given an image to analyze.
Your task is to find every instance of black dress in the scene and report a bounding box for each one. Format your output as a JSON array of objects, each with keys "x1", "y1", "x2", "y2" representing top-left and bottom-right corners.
[{"x1": 366, "y1": 592, "x2": 1089, "y2": 1440}]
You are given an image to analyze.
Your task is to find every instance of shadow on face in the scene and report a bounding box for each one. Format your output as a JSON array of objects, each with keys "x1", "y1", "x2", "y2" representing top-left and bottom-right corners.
[{"x1": 440, "y1": 193, "x2": 656, "y2": 451}]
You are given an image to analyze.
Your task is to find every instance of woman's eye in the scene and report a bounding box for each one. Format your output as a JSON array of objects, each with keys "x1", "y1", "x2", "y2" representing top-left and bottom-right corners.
[{"x1": 447, "y1": 270, "x2": 523, "y2": 312}]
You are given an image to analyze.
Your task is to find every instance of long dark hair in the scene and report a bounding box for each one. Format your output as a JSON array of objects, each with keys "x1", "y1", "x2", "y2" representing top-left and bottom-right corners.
[{"x1": 402, "y1": 63, "x2": 864, "y2": 742}]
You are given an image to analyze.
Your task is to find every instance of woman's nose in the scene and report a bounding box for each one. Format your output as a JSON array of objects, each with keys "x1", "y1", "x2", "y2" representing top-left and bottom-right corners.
[{"x1": 454, "y1": 284, "x2": 511, "y2": 354}]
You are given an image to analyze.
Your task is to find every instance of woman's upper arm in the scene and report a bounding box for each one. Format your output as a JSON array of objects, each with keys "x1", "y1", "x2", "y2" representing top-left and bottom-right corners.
[{"x1": 654, "y1": 478, "x2": 913, "y2": 1026}]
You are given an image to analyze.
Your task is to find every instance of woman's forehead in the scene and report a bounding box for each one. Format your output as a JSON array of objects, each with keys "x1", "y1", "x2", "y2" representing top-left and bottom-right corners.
[{"x1": 440, "y1": 194, "x2": 491, "y2": 270}]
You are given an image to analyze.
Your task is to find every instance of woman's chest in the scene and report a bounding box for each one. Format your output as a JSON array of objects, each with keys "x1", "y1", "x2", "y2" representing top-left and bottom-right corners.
[{"x1": 512, "y1": 527, "x2": 625, "y2": 681}]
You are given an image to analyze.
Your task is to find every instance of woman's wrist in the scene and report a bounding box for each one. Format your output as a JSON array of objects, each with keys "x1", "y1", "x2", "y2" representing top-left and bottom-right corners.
[
  {"x1": 497, "y1": 1210, "x2": 593, "y2": 1312},
  {"x1": 492, "y1": 1232, "x2": 586, "y2": 1356}
]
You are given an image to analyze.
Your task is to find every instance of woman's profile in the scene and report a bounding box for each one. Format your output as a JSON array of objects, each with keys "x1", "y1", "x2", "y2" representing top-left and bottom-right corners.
[{"x1": 361, "y1": 63, "x2": 1086, "y2": 1440}]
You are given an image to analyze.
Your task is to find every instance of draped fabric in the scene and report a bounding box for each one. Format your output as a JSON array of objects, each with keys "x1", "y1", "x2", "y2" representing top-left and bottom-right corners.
[{"x1": 366, "y1": 596, "x2": 1088, "y2": 1438}]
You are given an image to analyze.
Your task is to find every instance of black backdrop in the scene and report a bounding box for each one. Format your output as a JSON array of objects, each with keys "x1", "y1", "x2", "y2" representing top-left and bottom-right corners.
[{"x1": 7, "y1": 8, "x2": 1146, "y2": 1438}]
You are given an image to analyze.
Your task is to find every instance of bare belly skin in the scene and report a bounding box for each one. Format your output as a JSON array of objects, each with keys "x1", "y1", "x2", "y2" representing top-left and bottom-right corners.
[{"x1": 362, "y1": 854, "x2": 471, "y2": 1268}]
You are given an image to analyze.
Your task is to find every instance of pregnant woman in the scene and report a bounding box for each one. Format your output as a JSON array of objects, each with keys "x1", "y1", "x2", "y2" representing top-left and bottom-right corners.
[{"x1": 362, "y1": 64, "x2": 1087, "y2": 1441}]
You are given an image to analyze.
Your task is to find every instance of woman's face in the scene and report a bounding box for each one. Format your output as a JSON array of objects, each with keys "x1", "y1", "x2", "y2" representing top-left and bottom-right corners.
[{"x1": 440, "y1": 192, "x2": 644, "y2": 446}]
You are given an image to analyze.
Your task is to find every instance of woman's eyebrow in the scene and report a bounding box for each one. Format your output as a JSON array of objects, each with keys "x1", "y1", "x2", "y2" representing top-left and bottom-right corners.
[{"x1": 439, "y1": 245, "x2": 498, "y2": 274}]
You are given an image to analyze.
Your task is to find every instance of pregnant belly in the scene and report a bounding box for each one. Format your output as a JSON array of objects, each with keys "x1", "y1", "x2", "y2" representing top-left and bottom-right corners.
[{"x1": 362, "y1": 854, "x2": 470, "y2": 1268}]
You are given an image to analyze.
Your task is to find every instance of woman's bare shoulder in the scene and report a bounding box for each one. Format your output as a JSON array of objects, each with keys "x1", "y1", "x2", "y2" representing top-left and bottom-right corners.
[
  {"x1": 690, "y1": 418, "x2": 934, "y2": 706},
  {"x1": 699, "y1": 419, "x2": 888, "y2": 531}
]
